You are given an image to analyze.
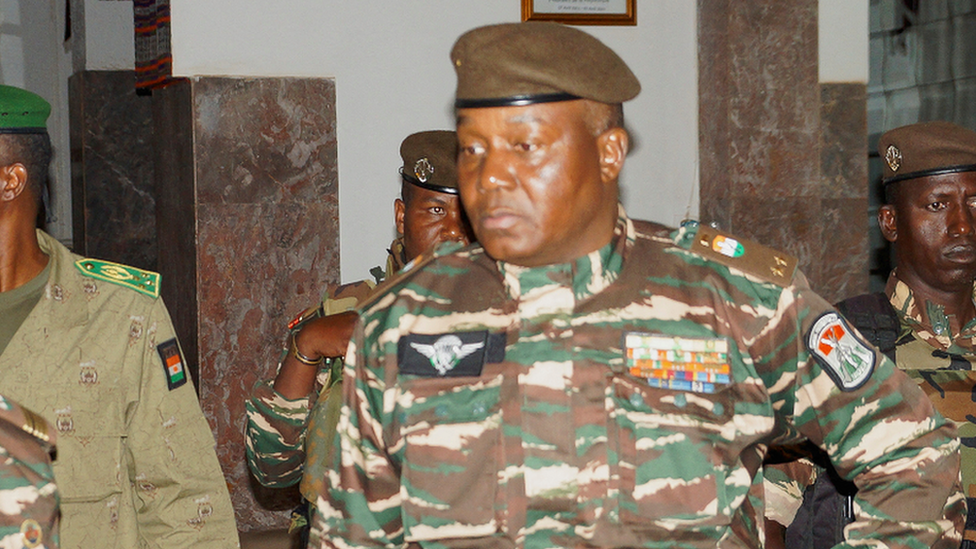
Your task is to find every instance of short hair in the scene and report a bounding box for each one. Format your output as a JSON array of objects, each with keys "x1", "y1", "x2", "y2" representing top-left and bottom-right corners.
[
  {"x1": 583, "y1": 101, "x2": 624, "y2": 137},
  {"x1": 883, "y1": 180, "x2": 902, "y2": 206},
  {"x1": 0, "y1": 133, "x2": 52, "y2": 205},
  {"x1": 400, "y1": 178, "x2": 417, "y2": 205}
]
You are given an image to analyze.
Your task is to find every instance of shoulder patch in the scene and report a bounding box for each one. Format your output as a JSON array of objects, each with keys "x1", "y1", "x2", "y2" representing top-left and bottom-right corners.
[
  {"x1": 806, "y1": 312, "x2": 876, "y2": 391},
  {"x1": 75, "y1": 258, "x2": 160, "y2": 298},
  {"x1": 685, "y1": 225, "x2": 797, "y2": 287},
  {"x1": 157, "y1": 338, "x2": 188, "y2": 390}
]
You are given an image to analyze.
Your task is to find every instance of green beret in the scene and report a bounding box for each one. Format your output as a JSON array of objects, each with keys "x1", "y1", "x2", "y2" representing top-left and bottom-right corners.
[
  {"x1": 451, "y1": 22, "x2": 640, "y2": 109},
  {"x1": 879, "y1": 121, "x2": 976, "y2": 185},
  {"x1": 0, "y1": 85, "x2": 51, "y2": 134},
  {"x1": 399, "y1": 130, "x2": 459, "y2": 195}
]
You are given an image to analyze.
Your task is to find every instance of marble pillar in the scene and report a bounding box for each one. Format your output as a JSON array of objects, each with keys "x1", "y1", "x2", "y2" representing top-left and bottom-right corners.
[
  {"x1": 69, "y1": 70, "x2": 156, "y2": 271},
  {"x1": 698, "y1": 1, "x2": 869, "y2": 304},
  {"x1": 152, "y1": 77, "x2": 340, "y2": 531}
]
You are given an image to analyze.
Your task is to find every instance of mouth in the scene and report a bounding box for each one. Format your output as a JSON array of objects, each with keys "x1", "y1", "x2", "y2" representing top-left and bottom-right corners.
[
  {"x1": 479, "y1": 208, "x2": 522, "y2": 231},
  {"x1": 944, "y1": 243, "x2": 976, "y2": 263}
]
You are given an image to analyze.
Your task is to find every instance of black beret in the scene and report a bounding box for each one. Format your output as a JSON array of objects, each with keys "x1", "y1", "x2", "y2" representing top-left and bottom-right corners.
[
  {"x1": 399, "y1": 130, "x2": 458, "y2": 195},
  {"x1": 879, "y1": 121, "x2": 976, "y2": 185},
  {"x1": 451, "y1": 22, "x2": 640, "y2": 109}
]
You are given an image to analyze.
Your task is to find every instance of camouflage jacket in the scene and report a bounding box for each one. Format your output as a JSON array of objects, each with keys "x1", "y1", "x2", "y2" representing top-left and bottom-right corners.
[
  {"x1": 0, "y1": 231, "x2": 238, "y2": 549},
  {"x1": 313, "y1": 210, "x2": 964, "y2": 548},
  {"x1": 0, "y1": 395, "x2": 59, "y2": 549},
  {"x1": 245, "y1": 239, "x2": 403, "y2": 503}
]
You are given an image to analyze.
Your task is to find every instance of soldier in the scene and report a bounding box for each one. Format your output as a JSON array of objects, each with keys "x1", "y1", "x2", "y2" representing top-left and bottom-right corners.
[
  {"x1": 0, "y1": 85, "x2": 238, "y2": 548},
  {"x1": 0, "y1": 395, "x2": 58, "y2": 549},
  {"x1": 244, "y1": 130, "x2": 472, "y2": 542},
  {"x1": 312, "y1": 22, "x2": 965, "y2": 548},
  {"x1": 767, "y1": 121, "x2": 976, "y2": 549}
]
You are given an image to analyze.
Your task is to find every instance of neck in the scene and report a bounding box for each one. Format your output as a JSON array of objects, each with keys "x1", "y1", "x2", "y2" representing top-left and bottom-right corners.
[{"x1": 0, "y1": 217, "x2": 47, "y2": 293}]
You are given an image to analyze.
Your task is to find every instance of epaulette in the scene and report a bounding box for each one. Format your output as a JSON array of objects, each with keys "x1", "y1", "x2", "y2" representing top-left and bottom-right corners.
[
  {"x1": 75, "y1": 258, "x2": 161, "y2": 298},
  {"x1": 679, "y1": 221, "x2": 798, "y2": 287}
]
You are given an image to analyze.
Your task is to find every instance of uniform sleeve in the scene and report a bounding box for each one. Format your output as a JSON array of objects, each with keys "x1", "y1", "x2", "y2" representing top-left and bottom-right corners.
[
  {"x1": 125, "y1": 298, "x2": 239, "y2": 548},
  {"x1": 243, "y1": 379, "x2": 311, "y2": 488},
  {"x1": 763, "y1": 459, "x2": 819, "y2": 527},
  {"x1": 762, "y1": 273, "x2": 965, "y2": 548},
  {"x1": 312, "y1": 320, "x2": 403, "y2": 549}
]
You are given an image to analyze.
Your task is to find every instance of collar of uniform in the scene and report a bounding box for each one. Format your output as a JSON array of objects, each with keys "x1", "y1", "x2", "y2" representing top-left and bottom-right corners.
[
  {"x1": 34, "y1": 229, "x2": 88, "y2": 329},
  {"x1": 497, "y1": 205, "x2": 631, "y2": 301},
  {"x1": 886, "y1": 271, "x2": 976, "y2": 353},
  {"x1": 384, "y1": 237, "x2": 407, "y2": 280}
]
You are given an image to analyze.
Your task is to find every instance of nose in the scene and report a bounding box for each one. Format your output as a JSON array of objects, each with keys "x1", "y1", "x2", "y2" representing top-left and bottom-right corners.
[
  {"x1": 477, "y1": 149, "x2": 514, "y2": 193},
  {"x1": 948, "y1": 202, "x2": 975, "y2": 238},
  {"x1": 442, "y1": 208, "x2": 472, "y2": 246}
]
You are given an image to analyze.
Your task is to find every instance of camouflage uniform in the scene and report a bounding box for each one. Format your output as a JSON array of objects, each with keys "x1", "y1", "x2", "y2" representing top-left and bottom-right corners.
[
  {"x1": 245, "y1": 238, "x2": 406, "y2": 506},
  {"x1": 0, "y1": 395, "x2": 58, "y2": 549},
  {"x1": 314, "y1": 209, "x2": 964, "y2": 548},
  {"x1": 0, "y1": 230, "x2": 238, "y2": 549}
]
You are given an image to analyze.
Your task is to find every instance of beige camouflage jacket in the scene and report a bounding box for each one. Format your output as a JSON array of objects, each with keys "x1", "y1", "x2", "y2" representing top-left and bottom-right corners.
[
  {"x1": 314, "y1": 210, "x2": 964, "y2": 548},
  {"x1": 0, "y1": 231, "x2": 238, "y2": 549}
]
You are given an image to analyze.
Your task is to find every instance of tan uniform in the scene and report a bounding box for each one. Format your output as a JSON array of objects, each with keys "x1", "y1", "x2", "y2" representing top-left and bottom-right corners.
[{"x1": 0, "y1": 231, "x2": 238, "y2": 549}]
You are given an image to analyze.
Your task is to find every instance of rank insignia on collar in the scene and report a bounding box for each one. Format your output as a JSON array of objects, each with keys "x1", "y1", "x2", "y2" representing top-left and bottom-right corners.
[
  {"x1": 807, "y1": 312, "x2": 875, "y2": 391},
  {"x1": 400, "y1": 331, "x2": 505, "y2": 377},
  {"x1": 157, "y1": 338, "x2": 188, "y2": 390},
  {"x1": 624, "y1": 332, "x2": 732, "y2": 394}
]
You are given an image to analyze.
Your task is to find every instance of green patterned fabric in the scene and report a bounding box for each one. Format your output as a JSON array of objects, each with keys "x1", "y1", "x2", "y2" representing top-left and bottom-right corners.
[{"x1": 312, "y1": 208, "x2": 964, "y2": 549}]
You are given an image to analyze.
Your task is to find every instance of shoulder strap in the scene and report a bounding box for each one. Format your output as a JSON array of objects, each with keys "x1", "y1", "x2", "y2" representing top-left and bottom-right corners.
[
  {"x1": 74, "y1": 258, "x2": 161, "y2": 298},
  {"x1": 835, "y1": 293, "x2": 899, "y2": 361},
  {"x1": 681, "y1": 225, "x2": 798, "y2": 287}
]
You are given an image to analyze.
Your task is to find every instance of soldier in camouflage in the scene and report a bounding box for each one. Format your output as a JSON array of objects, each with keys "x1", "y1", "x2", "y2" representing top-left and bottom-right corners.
[
  {"x1": 767, "y1": 121, "x2": 976, "y2": 549},
  {"x1": 313, "y1": 22, "x2": 965, "y2": 548},
  {"x1": 0, "y1": 395, "x2": 58, "y2": 549},
  {"x1": 0, "y1": 85, "x2": 238, "y2": 548},
  {"x1": 244, "y1": 130, "x2": 472, "y2": 540}
]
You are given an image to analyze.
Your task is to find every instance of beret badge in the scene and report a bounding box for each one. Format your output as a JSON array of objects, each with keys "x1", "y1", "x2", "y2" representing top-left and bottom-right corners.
[
  {"x1": 885, "y1": 144, "x2": 902, "y2": 173},
  {"x1": 414, "y1": 158, "x2": 434, "y2": 183}
]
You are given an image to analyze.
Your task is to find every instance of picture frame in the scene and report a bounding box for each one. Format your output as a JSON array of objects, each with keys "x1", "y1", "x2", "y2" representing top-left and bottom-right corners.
[{"x1": 521, "y1": 0, "x2": 636, "y2": 26}]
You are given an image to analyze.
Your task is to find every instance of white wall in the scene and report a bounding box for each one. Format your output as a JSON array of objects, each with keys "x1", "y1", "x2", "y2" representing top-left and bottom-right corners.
[
  {"x1": 819, "y1": 0, "x2": 869, "y2": 83},
  {"x1": 171, "y1": 1, "x2": 699, "y2": 282}
]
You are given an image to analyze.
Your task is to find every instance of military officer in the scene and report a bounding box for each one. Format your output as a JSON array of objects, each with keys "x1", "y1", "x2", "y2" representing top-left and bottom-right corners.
[
  {"x1": 0, "y1": 395, "x2": 58, "y2": 549},
  {"x1": 767, "y1": 121, "x2": 976, "y2": 549},
  {"x1": 313, "y1": 22, "x2": 964, "y2": 548},
  {"x1": 0, "y1": 85, "x2": 238, "y2": 548},
  {"x1": 244, "y1": 130, "x2": 472, "y2": 542}
]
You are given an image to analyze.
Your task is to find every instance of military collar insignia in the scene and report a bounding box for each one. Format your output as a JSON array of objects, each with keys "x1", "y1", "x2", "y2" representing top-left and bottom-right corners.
[
  {"x1": 414, "y1": 157, "x2": 434, "y2": 183},
  {"x1": 75, "y1": 258, "x2": 160, "y2": 298},
  {"x1": 885, "y1": 144, "x2": 902, "y2": 173},
  {"x1": 807, "y1": 312, "x2": 875, "y2": 391},
  {"x1": 400, "y1": 330, "x2": 506, "y2": 377}
]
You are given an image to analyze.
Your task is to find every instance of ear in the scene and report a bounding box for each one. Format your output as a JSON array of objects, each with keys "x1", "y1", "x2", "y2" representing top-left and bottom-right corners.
[
  {"x1": 878, "y1": 204, "x2": 898, "y2": 243},
  {"x1": 394, "y1": 198, "x2": 405, "y2": 236},
  {"x1": 0, "y1": 163, "x2": 28, "y2": 202},
  {"x1": 597, "y1": 127, "x2": 629, "y2": 184}
]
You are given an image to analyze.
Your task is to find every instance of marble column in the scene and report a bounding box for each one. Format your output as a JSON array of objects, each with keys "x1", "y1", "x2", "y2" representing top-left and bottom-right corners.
[
  {"x1": 698, "y1": 1, "x2": 869, "y2": 303},
  {"x1": 152, "y1": 77, "x2": 340, "y2": 531}
]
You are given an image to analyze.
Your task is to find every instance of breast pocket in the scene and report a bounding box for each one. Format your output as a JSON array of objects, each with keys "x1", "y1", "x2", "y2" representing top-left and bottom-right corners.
[
  {"x1": 609, "y1": 374, "x2": 739, "y2": 529},
  {"x1": 51, "y1": 382, "x2": 125, "y2": 503},
  {"x1": 397, "y1": 374, "x2": 504, "y2": 542}
]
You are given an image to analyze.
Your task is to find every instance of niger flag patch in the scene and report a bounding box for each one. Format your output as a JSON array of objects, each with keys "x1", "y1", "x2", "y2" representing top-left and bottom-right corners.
[{"x1": 157, "y1": 338, "x2": 188, "y2": 390}]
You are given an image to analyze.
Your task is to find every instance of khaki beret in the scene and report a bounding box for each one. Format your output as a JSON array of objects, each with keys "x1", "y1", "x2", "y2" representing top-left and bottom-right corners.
[
  {"x1": 399, "y1": 130, "x2": 458, "y2": 195},
  {"x1": 451, "y1": 22, "x2": 640, "y2": 109},
  {"x1": 0, "y1": 85, "x2": 50, "y2": 134},
  {"x1": 879, "y1": 121, "x2": 976, "y2": 184}
]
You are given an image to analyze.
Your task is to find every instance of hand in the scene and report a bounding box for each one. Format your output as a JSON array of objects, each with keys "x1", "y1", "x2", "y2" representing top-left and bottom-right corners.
[{"x1": 273, "y1": 311, "x2": 358, "y2": 400}]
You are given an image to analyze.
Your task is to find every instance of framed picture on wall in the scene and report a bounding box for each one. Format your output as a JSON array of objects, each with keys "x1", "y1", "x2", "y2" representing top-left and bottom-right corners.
[{"x1": 522, "y1": 0, "x2": 636, "y2": 26}]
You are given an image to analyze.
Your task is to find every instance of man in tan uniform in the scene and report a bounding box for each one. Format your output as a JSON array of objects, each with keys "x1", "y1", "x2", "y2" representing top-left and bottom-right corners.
[{"x1": 0, "y1": 86, "x2": 238, "y2": 548}]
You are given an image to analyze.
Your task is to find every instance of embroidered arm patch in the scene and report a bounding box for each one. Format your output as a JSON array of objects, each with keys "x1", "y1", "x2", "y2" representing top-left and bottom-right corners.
[
  {"x1": 157, "y1": 338, "x2": 188, "y2": 390},
  {"x1": 806, "y1": 312, "x2": 876, "y2": 391},
  {"x1": 399, "y1": 331, "x2": 505, "y2": 377}
]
